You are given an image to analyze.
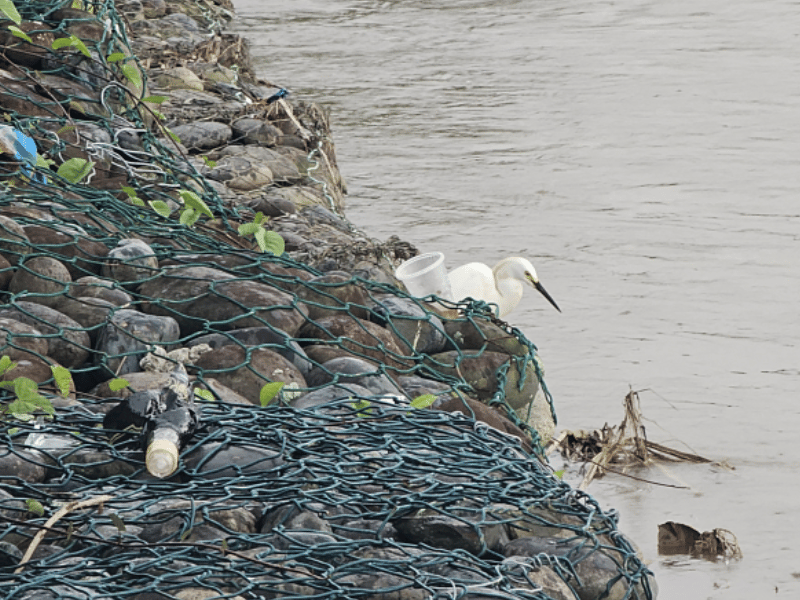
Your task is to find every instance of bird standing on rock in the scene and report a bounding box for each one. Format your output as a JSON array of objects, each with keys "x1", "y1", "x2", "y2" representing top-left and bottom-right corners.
[{"x1": 448, "y1": 257, "x2": 561, "y2": 317}]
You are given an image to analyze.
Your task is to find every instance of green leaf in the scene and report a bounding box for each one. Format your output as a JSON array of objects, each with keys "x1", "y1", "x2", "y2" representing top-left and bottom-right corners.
[
  {"x1": 553, "y1": 469, "x2": 565, "y2": 480},
  {"x1": 107, "y1": 378, "x2": 129, "y2": 392},
  {"x1": 149, "y1": 200, "x2": 172, "y2": 218},
  {"x1": 0, "y1": 355, "x2": 17, "y2": 376},
  {"x1": 179, "y1": 207, "x2": 198, "y2": 226},
  {"x1": 8, "y1": 427, "x2": 19, "y2": 435},
  {"x1": 52, "y1": 35, "x2": 90, "y2": 58},
  {"x1": 35, "y1": 154, "x2": 54, "y2": 169},
  {"x1": 255, "y1": 229, "x2": 285, "y2": 256},
  {"x1": 179, "y1": 189, "x2": 213, "y2": 219},
  {"x1": 165, "y1": 127, "x2": 180, "y2": 144},
  {"x1": 8, "y1": 26, "x2": 32, "y2": 44},
  {"x1": 25, "y1": 499, "x2": 44, "y2": 517},
  {"x1": 194, "y1": 388, "x2": 215, "y2": 402},
  {"x1": 141, "y1": 95, "x2": 167, "y2": 104},
  {"x1": 56, "y1": 125, "x2": 76, "y2": 136},
  {"x1": 0, "y1": 0, "x2": 22, "y2": 25},
  {"x1": 237, "y1": 222, "x2": 261, "y2": 237},
  {"x1": 50, "y1": 365, "x2": 72, "y2": 398},
  {"x1": 56, "y1": 157, "x2": 93, "y2": 183},
  {"x1": 121, "y1": 186, "x2": 137, "y2": 198},
  {"x1": 130, "y1": 197, "x2": 145, "y2": 207},
  {"x1": 51, "y1": 37, "x2": 73, "y2": 51},
  {"x1": 259, "y1": 382, "x2": 285, "y2": 407},
  {"x1": 350, "y1": 399, "x2": 372, "y2": 417},
  {"x1": 106, "y1": 52, "x2": 126, "y2": 63},
  {"x1": 109, "y1": 513, "x2": 126, "y2": 532},
  {"x1": 410, "y1": 394, "x2": 436, "y2": 410},
  {"x1": 121, "y1": 62, "x2": 142, "y2": 92},
  {"x1": 200, "y1": 155, "x2": 216, "y2": 168},
  {"x1": 14, "y1": 377, "x2": 39, "y2": 402},
  {"x1": 252, "y1": 211, "x2": 266, "y2": 225}
]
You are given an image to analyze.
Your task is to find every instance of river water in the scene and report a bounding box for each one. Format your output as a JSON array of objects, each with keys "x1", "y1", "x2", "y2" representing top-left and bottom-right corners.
[{"x1": 231, "y1": 1, "x2": 799, "y2": 598}]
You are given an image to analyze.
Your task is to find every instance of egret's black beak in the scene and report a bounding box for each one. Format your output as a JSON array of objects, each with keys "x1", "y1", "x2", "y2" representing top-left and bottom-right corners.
[{"x1": 534, "y1": 280, "x2": 561, "y2": 312}]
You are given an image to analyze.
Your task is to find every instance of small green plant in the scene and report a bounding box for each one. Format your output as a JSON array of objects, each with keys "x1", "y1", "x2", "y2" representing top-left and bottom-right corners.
[
  {"x1": 409, "y1": 394, "x2": 436, "y2": 410},
  {"x1": 52, "y1": 34, "x2": 91, "y2": 59},
  {"x1": 57, "y1": 157, "x2": 94, "y2": 184},
  {"x1": 0, "y1": 356, "x2": 67, "y2": 422},
  {"x1": 259, "y1": 382, "x2": 284, "y2": 407},
  {"x1": 25, "y1": 498, "x2": 45, "y2": 516},
  {"x1": 0, "y1": 0, "x2": 21, "y2": 25},
  {"x1": 194, "y1": 388, "x2": 215, "y2": 402},
  {"x1": 238, "y1": 212, "x2": 285, "y2": 256},
  {"x1": 107, "y1": 378, "x2": 129, "y2": 392}
]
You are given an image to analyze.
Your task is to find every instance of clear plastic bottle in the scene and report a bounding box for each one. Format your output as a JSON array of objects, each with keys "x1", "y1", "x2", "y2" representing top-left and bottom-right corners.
[{"x1": 103, "y1": 365, "x2": 200, "y2": 478}]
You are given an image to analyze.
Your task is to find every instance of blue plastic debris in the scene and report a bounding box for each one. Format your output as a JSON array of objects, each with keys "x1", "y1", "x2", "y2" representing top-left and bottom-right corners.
[
  {"x1": 0, "y1": 124, "x2": 47, "y2": 183},
  {"x1": 265, "y1": 88, "x2": 289, "y2": 104}
]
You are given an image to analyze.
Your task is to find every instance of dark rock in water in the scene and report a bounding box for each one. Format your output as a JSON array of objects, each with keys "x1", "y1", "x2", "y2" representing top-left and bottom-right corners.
[
  {"x1": 101, "y1": 238, "x2": 159, "y2": 289},
  {"x1": 305, "y1": 356, "x2": 404, "y2": 398},
  {"x1": 139, "y1": 265, "x2": 308, "y2": 337},
  {"x1": 502, "y1": 536, "x2": 656, "y2": 600},
  {"x1": 371, "y1": 294, "x2": 447, "y2": 355},
  {"x1": 299, "y1": 314, "x2": 407, "y2": 371},
  {"x1": 188, "y1": 326, "x2": 313, "y2": 376},
  {"x1": 184, "y1": 442, "x2": 285, "y2": 479},
  {"x1": 170, "y1": 121, "x2": 232, "y2": 151},
  {"x1": 95, "y1": 309, "x2": 180, "y2": 377},
  {"x1": 394, "y1": 506, "x2": 509, "y2": 556},
  {"x1": 0, "y1": 302, "x2": 90, "y2": 369},
  {"x1": 232, "y1": 117, "x2": 282, "y2": 146},
  {"x1": 0, "y1": 447, "x2": 47, "y2": 483},
  {"x1": 193, "y1": 344, "x2": 307, "y2": 403},
  {"x1": 297, "y1": 272, "x2": 370, "y2": 320},
  {"x1": 9, "y1": 256, "x2": 71, "y2": 309}
]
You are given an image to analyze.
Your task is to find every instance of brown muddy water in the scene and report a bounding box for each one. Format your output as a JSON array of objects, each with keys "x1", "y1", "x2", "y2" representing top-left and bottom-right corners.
[{"x1": 231, "y1": 1, "x2": 800, "y2": 597}]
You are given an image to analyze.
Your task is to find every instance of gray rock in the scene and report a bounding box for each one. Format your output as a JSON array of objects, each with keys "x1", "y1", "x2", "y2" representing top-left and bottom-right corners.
[
  {"x1": 0, "y1": 447, "x2": 47, "y2": 483},
  {"x1": 232, "y1": 117, "x2": 282, "y2": 146},
  {"x1": 170, "y1": 121, "x2": 232, "y2": 151},
  {"x1": 68, "y1": 276, "x2": 133, "y2": 306},
  {"x1": 296, "y1": 272, "x2": 370, "y2": 320},
  {"x1": 184, "y1": 442, "x2": 285, "y2": 479},
  {"x1": 102, "y1": 238, "x2": 159, "y2": 289},
  {"x1": 53, "y1": 296, "x2": 114, "y2": 345},
  {"x1": 188, "y1": 326, "x2": 313, "y2": 376},
  {"x1": 217, "y1": 145, "x2": 303, "y2": 185},
  {"x1": 205, "y1": 154, "x2": 274, "y2": 191},
  {"x1": 394, "y1": 506, "x2": 509, "y2": 556},
  {"x1": 371, "y1": 295, "x2": 447, "y2": 354},
  {"x1": 193, "y1": 345, "x2": 307, "y2": 403},
  {"x1": 94, "y1": 309, "x2": 180, "y2": 377},
  {"x1": 139, "y1": 265, "x2": 308, "y2": 337},
  {"x1": 290, "y1": 383, "x2": 372, "y2": 412},
  {"x1": 0, "y1": 317, "x2": 48, "y2": 361},
  {"x1": 305, "y1": 356, "x2": 404, "y2": 398},
  {"x1": 9, "y1": 256, "x2": 71, "y2": 309},
  {"x1": 0, "y1": 302, "x2": 90, "y2": 368},
  {"x1": 502, "y1": 536, "x2": 655, "y2": 600}
]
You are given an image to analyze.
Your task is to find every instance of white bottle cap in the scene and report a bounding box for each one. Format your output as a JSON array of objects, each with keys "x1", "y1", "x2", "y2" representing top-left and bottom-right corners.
[{"x1": 146, "y1": 439, "x2": 179, "y2": 478}]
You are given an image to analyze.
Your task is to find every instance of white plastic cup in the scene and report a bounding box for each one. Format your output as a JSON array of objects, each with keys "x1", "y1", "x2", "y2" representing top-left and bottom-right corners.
[{"x1": 395, "y1": 252, "x2": 453, "y2": 300}]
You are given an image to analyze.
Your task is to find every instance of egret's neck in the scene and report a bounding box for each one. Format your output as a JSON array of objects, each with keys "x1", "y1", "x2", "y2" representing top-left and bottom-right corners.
[{"x1": 492, "y1": 260, "x2": 524, "y2": 316}]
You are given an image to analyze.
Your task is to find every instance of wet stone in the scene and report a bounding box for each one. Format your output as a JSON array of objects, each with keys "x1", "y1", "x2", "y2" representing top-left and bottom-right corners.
[
  {"x1": 170, "y1": 121, "x2": 232, "y2": 151},
  {"x1": 95, "y1": 309, "x2": 180, "y2": 377}
]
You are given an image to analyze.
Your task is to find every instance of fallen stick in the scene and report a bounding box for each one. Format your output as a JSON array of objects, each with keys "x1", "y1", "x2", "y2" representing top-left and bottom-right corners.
[{"x1": 15, "y1": 494, "x2": 113, "y2": 573}]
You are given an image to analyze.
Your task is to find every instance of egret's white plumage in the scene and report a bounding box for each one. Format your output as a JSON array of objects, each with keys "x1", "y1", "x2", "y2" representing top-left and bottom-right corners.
[{"x1": 448, "y1": 257, "x2": 561, "y2": 317}]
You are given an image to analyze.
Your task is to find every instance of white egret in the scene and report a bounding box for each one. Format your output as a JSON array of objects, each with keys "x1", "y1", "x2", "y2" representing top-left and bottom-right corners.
[{"x1": 448, "y1": 257, "x2": 561, "y2": 317}]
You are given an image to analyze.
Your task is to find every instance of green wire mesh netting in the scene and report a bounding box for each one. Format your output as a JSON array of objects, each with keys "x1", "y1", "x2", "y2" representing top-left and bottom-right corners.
[{"x1": 0, "y1": 1, "x2": 656, "y2": 598}]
